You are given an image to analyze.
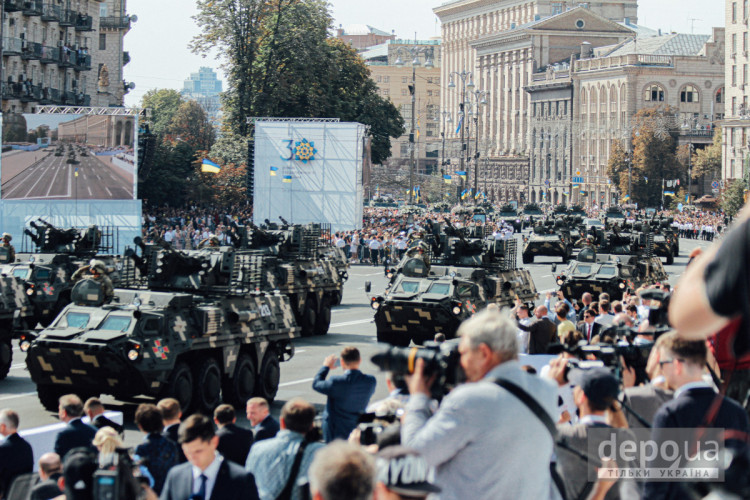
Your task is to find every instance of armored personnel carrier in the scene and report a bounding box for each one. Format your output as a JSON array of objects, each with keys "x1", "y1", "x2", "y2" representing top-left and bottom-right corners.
[
  {"x1": 22, "y1": 243, "x2": 299, "y2": 414},
  {"x1": 0, "y1": 275, "x2": 35, "y2": 380},
  {"x1": 646, "y1": 217, "x2": 679, "y2": 265},
  {"x1": 240, "y1": 220, "x2": 347, "y2": 336},
  {"x1": 368, "y1": 223, "x2": 538, "y2": 346},
  {"x1": 522, "y1": 219, "x2": 572, "y2": 264},
  {"x1": 431, "y1": 201, "x2": 452, "y2": 213},
  {"x1": 497, "y1": 204, "x2": 522, "y2": 232},
  {"x1": 3, "y1": 220, "x2": 122, "y2": 327},
  {"x1": 522, "y1": 203, "x2": 544, "y2": 228}
]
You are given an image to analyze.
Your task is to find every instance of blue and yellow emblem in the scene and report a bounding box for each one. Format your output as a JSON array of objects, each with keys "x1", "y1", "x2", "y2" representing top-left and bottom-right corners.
[{"x1": 294, "y1": 139, "x2": 317, "y2": 163}]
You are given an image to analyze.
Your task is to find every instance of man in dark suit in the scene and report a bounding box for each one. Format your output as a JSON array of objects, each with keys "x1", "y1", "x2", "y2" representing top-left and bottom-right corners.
[
  {"x1": 30, "y1": 452, "x2": 63, "y2": 500},
  {"x1": 246, "y1": 397, "x2": 279, "y2": 443},
  {"x1": 84, "y1": 397, "x2": 124, "y2": 436},
  {"x1": 160, "y1": 414, "x2": 259, "y2": 500},
  {"x1": 577, "y1": 309, "x2": 602, "y2": 343},
  {"x1": 312, "y1": 346, "x2": 377, "y2": 442},
  {"x1": 158, "y1": 397, "x2": 186, "y2": 463},
  {"x1": 643, "y1": 332, "x2": 750, "y2": 500},
  {"x1": 0, "y1": 409, "x2": 33, "y2": 497},
  {"x1": 577, "y1": 292, "x2": 593, "y2": 322},
  {"x1": 518, "y1": 306, "x2": 557, "y2": 354},
  {"x1": 53, "y1": 394, "x2": 97, "y2": 460},
  {"x1": 214, "y1": 404, "x2": 253, "y2": 466}
]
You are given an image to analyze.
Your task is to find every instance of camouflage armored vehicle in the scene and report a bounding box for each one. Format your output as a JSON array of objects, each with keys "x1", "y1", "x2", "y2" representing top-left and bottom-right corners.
[
  {"x1": 646, "y1": 217, "x2": 679, "y2": 265},
  {"x1": 553, "y1": 252, "x2": 668, "y2": 300},
  {"x1": 239, "y1": 221, "x2": 347, "y2": 336},
  {"x1": 568, "y1": 205, "x2": 587, "y2": 218},
  {"x1": 22, "y1": 243, "x2": 299, "y2": 414},
  {"x1": 2, "y1": 220, "x2": 122, "y2": 327},
  {"x1": 497, "y1": 204, "x2": 522, "y2": 232},
  {"x1": 431, "y1": 201, "x2": 452, "y2": 213},
  {"x1": 603, "y1": 206, "x2": 626, "y2": 222},
  {"x1": 0, "y1": 275, "x2": 35, "y2": 380},
  {"x1": 522, "y1": 203, "x2": 545, "y2": 228},
  {"x1": 368, "y1": 226, "x2": 538, "y2": 346},
  {"x1": 522, "y1": 219, "x2": 572, "y2": 264}
]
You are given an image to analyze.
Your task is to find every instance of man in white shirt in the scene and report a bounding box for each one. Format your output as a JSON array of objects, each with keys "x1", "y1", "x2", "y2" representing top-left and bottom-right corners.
[{"x1": 160, "y1": 414, "x2": 258, "y2": 500}]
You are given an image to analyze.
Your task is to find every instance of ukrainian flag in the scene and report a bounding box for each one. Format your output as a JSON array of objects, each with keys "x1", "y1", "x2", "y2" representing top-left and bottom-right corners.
[
  {"x1": 443, "y1": 175, "x2": 452, "y2": 184},
  {"x1": 456, "y1": 171, "x2": 467, "y2": 181},
  {"x1": 474, "y1": 191, "x2": 481, "y2": 200},
  {"x1": 201, "y1": 158, "x2": 221, "y2": 173},
  {"x1": 270, "y1": 166, "x2": 278, "y2": 176},
  {"x1": 282, "y1": 175, "x2": 292, "y2": 183},
  {"x1": 664, "y1": 191, "x2": 675, "y2": 197}
]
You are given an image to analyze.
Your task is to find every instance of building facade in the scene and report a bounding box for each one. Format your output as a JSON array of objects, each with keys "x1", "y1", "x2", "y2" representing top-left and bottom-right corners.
[
  {"x1": 1, "y1": 0, "x2": 132, "y2": 113},
  {"x1": 722, "y1": 0, "x2": 749, "y2": 182},
  {"x1": 574, "y1": 30, "x2": 725, "y2": 205},
  {"x1": 363, "y1": 39, "x2": 442, "y2": 176},
  {"x1": 335, "y1": 24, "x2": 395, "y2": 51},
  {"x1": 434, "y1": 0, "x2": 637, "y2": 203},
  {"x1": 182, "y1": 66, "x2": 223, "y2": 124}
]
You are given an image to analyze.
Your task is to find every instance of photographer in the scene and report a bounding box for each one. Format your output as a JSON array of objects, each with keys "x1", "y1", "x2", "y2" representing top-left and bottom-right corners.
[{"x1": 401, "y1": 307, "x2": 558, "y2": 499}]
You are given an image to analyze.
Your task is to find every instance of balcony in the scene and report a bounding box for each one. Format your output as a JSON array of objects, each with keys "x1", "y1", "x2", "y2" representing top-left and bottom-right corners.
[
  {"x1": 40, "y1": 44, "x2": 59, "y2": 64},
  {"x1": 4, "y1": 0, "x2": 24, "y2": 12},
  {"x1": 100, "y1": 16, "x2": 131, "y2": 30},
  {"x1": 21, "y1": 41, "x2": 43, "y2": 61},
  {"x1": 59, "y1": 8, "x2": 76, "y2": 27},
  {"x1": 61, "y1": 90, "x2": 76, "y2": 104},
  {"x1": 42, "y1": 87, "x2": 60, "y2": 104},
  {"x1": 75, "y1": 14, "x2": 94, "y2": 31},
  {"x1": 72, "y1": 52, "x2": 92, "y2": 71},
  {"x1": 58, "y1": 46, "x2": 74, "y2": 67},
  {"x1": 3, "y1": 37, "x2": 23, "y2": 56},
  {"x1": 1, "y1": 81, "x2": 24, "y2": 99},
  {"x1": 20, "y1": 83, "x2": 42, "y2": 102},
  {"x1": 41, "y1": 3, "x2": 61, "y2": 21},
  {"x1": 22, "y1": 0, "x2": 43, "y2": 16}
]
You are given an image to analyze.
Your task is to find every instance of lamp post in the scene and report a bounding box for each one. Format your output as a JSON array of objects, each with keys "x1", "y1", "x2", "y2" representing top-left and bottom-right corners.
[
  {"x1": 448, "y1": 69, "x2": 476, "y2": 203},
  {"x1": 394, "y1": 42, "x2": 434, "y2": 205},
  {"x1": 441, "y1": 111, "x2": 452, "y2": 199},
  {"x1": 468, "y1": 89, "x2": 489, "y2": 198}
]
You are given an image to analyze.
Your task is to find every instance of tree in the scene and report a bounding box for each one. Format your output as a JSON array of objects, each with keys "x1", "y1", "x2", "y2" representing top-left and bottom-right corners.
[
  {"x1": 166, "y1": 100, "x2": 216, "y2": 151},
  {"x1": 691, "y1": 129, "x2": 722, "y2": 180},
  {"x1": 141, "y1": 89, "x2": 185, "y2": 137},
  {"x1": 192, "y1": 0, "x2": 403, "y2": 163},
  {"x1": 629, "y1": 107, "x2": 681, "y2": 206},
  {"x1": 606, "y1": 141, "x2": 628, "y2": 198},
  {"x1": 209, "y1": 133, "x2": 249, "y2": 166},
  {"x1": 721, "y1": 179, "x2": 748, "y2": 217}
]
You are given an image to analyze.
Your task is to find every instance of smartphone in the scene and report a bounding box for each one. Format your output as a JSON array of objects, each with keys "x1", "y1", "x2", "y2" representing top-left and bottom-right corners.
[{"x1": 333, "y1": 357, "x2": 341, "y2": 368}]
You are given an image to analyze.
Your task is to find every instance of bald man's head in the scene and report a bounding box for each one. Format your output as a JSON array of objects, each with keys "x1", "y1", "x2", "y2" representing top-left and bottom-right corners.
[
  {"x1": 38, "y1": 452, "x2": 61, "y2": 480},
  {"x1": 535, "y1": 305, "x2": 548, "y2": 318}
]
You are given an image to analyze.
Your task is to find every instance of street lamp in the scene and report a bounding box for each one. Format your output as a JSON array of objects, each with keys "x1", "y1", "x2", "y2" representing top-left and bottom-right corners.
[
  {"x1": 395, "y1": 41, "x2": 434, "y2": 205},
  {"x1": 468, "y1": 89, "x2": 489, "y2": 198}
]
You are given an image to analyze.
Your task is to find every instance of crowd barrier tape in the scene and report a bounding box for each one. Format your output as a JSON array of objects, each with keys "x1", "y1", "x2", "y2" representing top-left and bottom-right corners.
[{"x1": 18, "y1": 411, "x2": 124, "y2": 471}]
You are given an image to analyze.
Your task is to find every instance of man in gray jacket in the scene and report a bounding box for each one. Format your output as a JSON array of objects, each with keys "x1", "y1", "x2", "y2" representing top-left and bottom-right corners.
[{"x1": 401, "y1": 306, "x2": 559, "y2": 500}]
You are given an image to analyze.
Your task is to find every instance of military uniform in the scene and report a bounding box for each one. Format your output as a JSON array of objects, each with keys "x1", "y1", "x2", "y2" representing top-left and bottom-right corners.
[
  {"x1": 71, "y1": 260, "x2": 114, "y2": 302},
  {"x1": 0, "y1": 233, "x2": 15, "y2": 263}
]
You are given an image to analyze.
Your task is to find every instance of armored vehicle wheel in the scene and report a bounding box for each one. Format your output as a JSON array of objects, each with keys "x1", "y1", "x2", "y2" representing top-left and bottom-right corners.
[
  {"x1": 301, "y1": 300, "x2": 317, "y2": 337},
  {"x1": 37, "y1": 385, "x2": 66, "y2": 412},
  {"x1": 665, "y1": 253, "x2": 674, "y2": 265},
  {"x1": 331, "y1": 290, "x2": 343, "y2": 306},
  {"x1": 376, "y1": 330, "x2": 410, "y2": 347},
  {"x1": 162, "y1": 363, "x2": 194, "y2": 415},
  {"x1": 222, "y1": 354, "x2": 256, "y2": 409},
  {"x1": 193, "y1": 358, "x2": 222, "y2": 415},
  {"x1": 0, "y1": 339, "x2": 11, "y2": 380},
  {"x1": 522, "y1": 253, "x2": 533, "y2": 264},
  {"x1": 315, "y1": 299, "x2": 332, "y2": 335},
  {"x1": 256, "y1": 352, "x2": 280, "y2": 403}
]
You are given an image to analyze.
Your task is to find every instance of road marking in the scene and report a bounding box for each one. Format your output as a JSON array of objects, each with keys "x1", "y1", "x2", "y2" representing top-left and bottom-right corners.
[
  {"x1": 350, "y1": 272, "x2": 385, "y2": 277},
  {"x1": 279, "y1": 377, "x2": 313, "y2": 388},
  {"x1": 330, "y1": 319, "x2": 371, "y2": 328},
  {"x1": 10, "y1": 363, "x2": 25, "y2": 370},
  {"x1": 0, "y1": 392, "x2": 36, "y2": 402},
  {"x1": 541, "y1": 275, "x2": 551, "y2": 278}
]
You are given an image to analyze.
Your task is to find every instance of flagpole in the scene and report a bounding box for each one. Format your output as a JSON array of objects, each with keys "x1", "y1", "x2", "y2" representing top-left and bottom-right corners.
[{"x1": 661, "y1": 178, "x2": 664, "y2": 209}]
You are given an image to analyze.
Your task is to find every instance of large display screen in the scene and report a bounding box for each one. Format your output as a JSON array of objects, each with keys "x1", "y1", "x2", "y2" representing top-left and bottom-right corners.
[{"x1": 1, "y1": 113, "x2": 136, "y2": 200}]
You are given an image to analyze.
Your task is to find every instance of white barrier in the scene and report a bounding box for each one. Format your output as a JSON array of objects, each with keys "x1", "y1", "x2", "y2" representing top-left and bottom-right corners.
[
  {"x1": 18, "y1": 411, "x2": 124, "y2": 471},
  {"x1": 518, "y1": 354, "x2": 557, "y2": 373}
]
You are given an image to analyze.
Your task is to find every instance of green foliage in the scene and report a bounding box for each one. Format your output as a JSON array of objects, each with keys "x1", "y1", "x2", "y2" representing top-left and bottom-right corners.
[
  {"x1": 630, "y1": 107, "x2": 681, "y2": 206},
  {"x1": 209, "y1": 134, "x2": 249, "y2": 166},
  {"x1": 192, "y1": 0, "x2": 404, "y2": 163},
  {"x1": 721, "y1": 178, "x2": 748, "y2": 217},
  {"x1": 138, "y1": 141, "x2": 197, "y2": 206},
  {"x1": 691, "y1": 129, "x2": 722, "y2": 180},
  {"x1": 606, "y1": 141, "x2": 627, "y2": 196},
  {"x1": 166, "y1": 100, "x2": 216, "y2": 151},
  {"x1": 141, "y1": 89, "x2": 185, "y2": 137}
]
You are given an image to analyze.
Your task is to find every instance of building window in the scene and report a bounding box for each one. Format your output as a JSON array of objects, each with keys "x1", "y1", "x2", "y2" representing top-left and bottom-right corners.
[
  {"x1": 427, "y1": 78, "x2": 433, "y2": 84},
  {"x1": 716, "y1": 87, "x2": 724, "y2": 103},
  {"x1": 427, "y1": 90, "x2": 433, "y2": 96},
  {"x1": 733, "y1": 2, "x2": 738, "y2": 22},
  {"x1": 100, "y1": 3, "x2": 107, "y2": 16},
  {"x1": 680, "y1": 85, "x2": 699, "y2": 103},
  {"x1": 99, "y1": 33, "x2": 106, "y2": 50},
  {"x1": 745, "y1": 32, "x2": 748, "y2": 52},
  {"x1": 383, "y1": 76, "x2": 390, "y2": 83},
  {"x1": 733, "y1": 96, "x2": 737, "y2": 115},
  {"x1": 382, "y1": 89, "x2": 389, "y2": 96},
  {"x1": 643, "y1": 84, "x2": 664, "y2": 102},
  {"x1": 551, "y1": 2, "x2": 564, "y2": 14},
  {"x1": 401, "y1": 89, "x2": 407, "y2": 96},
  {"x1": 734, "y1": 33, "x2": 738, "y2": 54},
  {"x1": 402, "y1": 76, "x2": 407, "y2": 83},
  {"x1": 731, "y1": 159, "x2": 735, "y2": 178},
  {"x1": 733, "y1": 65, "x2": 737, "y2": 86}
]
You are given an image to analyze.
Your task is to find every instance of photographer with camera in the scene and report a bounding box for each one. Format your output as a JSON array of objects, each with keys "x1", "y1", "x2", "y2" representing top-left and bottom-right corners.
[
  {"x1": 245, "y1": 398, "x2": 324, "y2": 500},
  {"x1": 400, "y1": 307, "x2": 559, "y2": 500}
]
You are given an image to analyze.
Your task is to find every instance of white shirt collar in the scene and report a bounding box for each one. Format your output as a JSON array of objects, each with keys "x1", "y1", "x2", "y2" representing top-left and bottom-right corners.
[
  {"x1": 579, "y1": 414, "x2": 608, "y2": 426},
  {"x1": 650, "y1": 375, "x2": 666, "y2": 386},
  {"x1": 674, "y1": 380, "x2": 714, "y2": 399},
  {"x1": 191, "y1": 452, "x2": 223, "y2": 498}
]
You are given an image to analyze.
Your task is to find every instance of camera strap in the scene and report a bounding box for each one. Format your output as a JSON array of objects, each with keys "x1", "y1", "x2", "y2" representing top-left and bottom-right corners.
[{"x1": 276, "y1": 440, "x2": 309, "y2": 500}]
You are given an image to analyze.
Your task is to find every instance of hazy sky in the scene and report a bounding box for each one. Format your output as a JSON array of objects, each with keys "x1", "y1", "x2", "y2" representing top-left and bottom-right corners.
[{"x1": 123, "y1": 0, "x2": 724, "y2": 107}]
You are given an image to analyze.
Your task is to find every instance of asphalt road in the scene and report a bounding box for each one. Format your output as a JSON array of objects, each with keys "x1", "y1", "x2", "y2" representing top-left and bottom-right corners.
[
  {"x1": 2, "y1": 148, "x2": 133, "y2": 200},
  {"x1": 2, "y1": 235, "x2": 712, "y2": 448}
]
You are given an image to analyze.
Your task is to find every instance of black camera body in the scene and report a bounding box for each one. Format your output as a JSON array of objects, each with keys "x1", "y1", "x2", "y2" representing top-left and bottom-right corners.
[
  {"x1": 94, "y1": 448, "x2": 141, "y2": 500},
  {"x1": 371, "y1": 339, "x2": 464, "y2": 400}
]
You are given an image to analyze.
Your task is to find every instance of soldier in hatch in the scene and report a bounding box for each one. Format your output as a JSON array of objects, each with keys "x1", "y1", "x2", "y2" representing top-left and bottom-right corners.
[
  {"x1": 405, "y1": 242, "x2": 431, "y2": 272},
  {"x1": 71, "y1": 259, "x2": 114, "y2": 302},
  {"x1": 0, "y1": 233, "x2": 15, "y2": 263},
  {"x1": 198, "y1": 235, "x2": 220, "y2": 249}
]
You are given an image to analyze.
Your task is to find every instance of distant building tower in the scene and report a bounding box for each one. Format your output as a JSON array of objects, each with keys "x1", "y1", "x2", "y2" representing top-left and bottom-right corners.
[
  {"x1": 335, "y1": 25, "x2": 395, "y2": 51},
  {"x1": 182, "y1": 67, "x2": 223, "y2": 124}
]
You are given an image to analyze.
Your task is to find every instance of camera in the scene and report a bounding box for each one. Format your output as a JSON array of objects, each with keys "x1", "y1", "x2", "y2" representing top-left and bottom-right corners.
[
  {"x1": 94, "y1": 448, "x2": 142, "y2": 500},
  {"x1": 563, "y1": 340, "x2": 654, "y2": 386},
  {"x1": 371, "y1": 339, "x2": 464, "y2": 399},
  {"x1": 357, "y1": 410, "x2": 401, "y2": 446}
]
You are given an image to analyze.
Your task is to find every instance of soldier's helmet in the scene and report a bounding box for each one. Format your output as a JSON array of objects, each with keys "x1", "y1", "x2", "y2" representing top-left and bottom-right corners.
[
  {"x1": 89, "y1": 259, "x2": 106, "y2": 273},
  {"x1": 1, "y1": 232, "x2": 11, "y2": 242},
  {"x1": 209, "y1": 236, "x2": 220, "y2": 246}
]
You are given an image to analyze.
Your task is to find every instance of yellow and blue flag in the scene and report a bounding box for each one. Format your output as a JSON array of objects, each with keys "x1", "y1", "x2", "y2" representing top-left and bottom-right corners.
[
  {"x1": 443, "y1": 175, "x2": 452, "y2": 184},
  {"x1": 664, "y1": 191, "x2": 675, "y2": 197},
  {"x1": 282, "y1": 175, "x2": 292, "y2": 183},
  {"x1": 270, "y1": 166, "x2": 278, "y2": 176},
  {"x1": 201, "y1": 158, "x2": 221, "y2": 173}
]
